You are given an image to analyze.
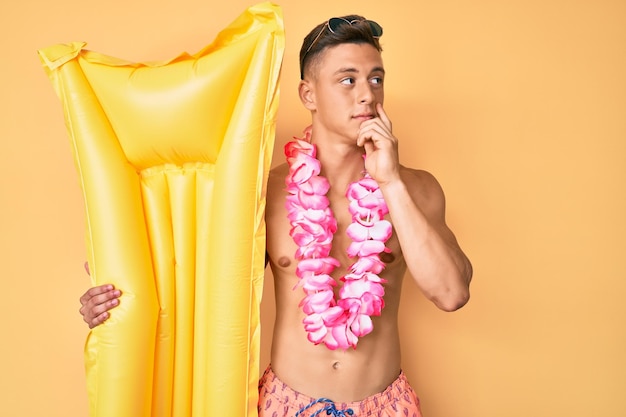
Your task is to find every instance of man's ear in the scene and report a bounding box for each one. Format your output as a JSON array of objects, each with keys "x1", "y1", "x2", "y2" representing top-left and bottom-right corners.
[{"x1": 298, "y1": 80, "x2": 316, "y2": 111}]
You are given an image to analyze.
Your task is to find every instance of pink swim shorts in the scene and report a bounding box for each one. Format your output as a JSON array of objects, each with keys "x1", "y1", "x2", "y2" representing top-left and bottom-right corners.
[{"x1": 258, "y1": 365, "x2": 422, "y2": 417}]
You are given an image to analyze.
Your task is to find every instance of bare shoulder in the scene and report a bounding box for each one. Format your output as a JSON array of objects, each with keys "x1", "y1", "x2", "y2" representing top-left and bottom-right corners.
[
  {"x1": 268, "y1": 163, "x2": 288, "y2": 193},
  {"x1": 399, "y1": 165, "x2": 445, "y2": 197},
  {"x1": 269, "y1": 162, "x2": 289, "y2": 178},
  {"x1": 399, "y1": 165, "x2": 447, "y2": 219},
  {"x1": 267, "y1": 163, "x2": 288, "y2": 210}
]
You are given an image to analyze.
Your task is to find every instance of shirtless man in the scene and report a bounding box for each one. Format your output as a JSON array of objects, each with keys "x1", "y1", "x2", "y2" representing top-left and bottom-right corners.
[{"x1": 80, "y1": 15, "x2": 472, "y2": 417}]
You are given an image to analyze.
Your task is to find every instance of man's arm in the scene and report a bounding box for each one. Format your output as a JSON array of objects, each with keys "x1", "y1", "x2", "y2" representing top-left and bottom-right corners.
[
  {"x1": 357, "y1": 103, "x2": 472, "y2": 311},
  {"x1": 380, "y1": 170, "x2": 472, "y2": 311}
]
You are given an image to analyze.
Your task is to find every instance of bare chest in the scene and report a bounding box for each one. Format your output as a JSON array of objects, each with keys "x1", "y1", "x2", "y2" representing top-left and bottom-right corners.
[{"x1": 266, "y1": 185, "x2": 404, "y2": 281}]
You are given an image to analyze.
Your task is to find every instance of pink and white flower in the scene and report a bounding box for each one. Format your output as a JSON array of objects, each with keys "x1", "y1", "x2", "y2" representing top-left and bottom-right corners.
[{"x1": 284, "y1": 127, "x2": 393, "y2": 350}]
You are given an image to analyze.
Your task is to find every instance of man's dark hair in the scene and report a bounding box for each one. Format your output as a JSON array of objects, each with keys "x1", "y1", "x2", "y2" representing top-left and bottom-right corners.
[{"x1": 299, "y1": 15, "x2": 383, "y2": 79}]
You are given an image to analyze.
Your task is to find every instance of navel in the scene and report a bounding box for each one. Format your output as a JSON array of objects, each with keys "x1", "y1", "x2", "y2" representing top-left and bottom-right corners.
[
  {"x1": 332, "y1": 361, "x2": 340, "y2": 370},
  {"x1": 278, "y1": 256, "x2": 291, "y2": 267}
]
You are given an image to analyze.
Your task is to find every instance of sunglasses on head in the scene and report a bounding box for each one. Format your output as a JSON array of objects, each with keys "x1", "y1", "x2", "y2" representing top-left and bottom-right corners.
[{"x1": 301, "y1": 17, "x2": 383, "y2": 76}]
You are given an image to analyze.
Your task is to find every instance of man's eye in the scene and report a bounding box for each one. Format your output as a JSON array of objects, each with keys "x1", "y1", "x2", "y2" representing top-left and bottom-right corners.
[
  {"x1": 340, "y1": 78, "x2": 355, "y2": 85},
  {"x1": 371, "y1": 77, "x2": 384, "y2": 85}
]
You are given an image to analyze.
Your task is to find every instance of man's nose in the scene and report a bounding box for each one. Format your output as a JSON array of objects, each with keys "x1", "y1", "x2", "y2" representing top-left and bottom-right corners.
[{"x1": 357, "y1": 82, "x2": 374, "y2": 104}]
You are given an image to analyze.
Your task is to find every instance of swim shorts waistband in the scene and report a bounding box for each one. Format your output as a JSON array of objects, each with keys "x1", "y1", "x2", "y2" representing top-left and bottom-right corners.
[{"x1": 258, "y1": 365, "x2": 422, "y2": 416}]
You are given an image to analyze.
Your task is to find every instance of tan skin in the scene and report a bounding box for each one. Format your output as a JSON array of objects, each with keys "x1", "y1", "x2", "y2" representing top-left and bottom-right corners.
[{"x1": 79, "y1": 43, "x2": 472, "y2": 403}]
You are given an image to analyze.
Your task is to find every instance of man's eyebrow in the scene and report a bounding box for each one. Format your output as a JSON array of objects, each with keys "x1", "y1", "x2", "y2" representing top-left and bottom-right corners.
[
  {"x1": 334, "y1": 67, "x2": 358, "y2": 75},
  {"x1": 333, "y1": 66, "x2": 386, "y2": 75},
  {"x1": 371, "y1": 66, "x2": 386, "y2": 74}
]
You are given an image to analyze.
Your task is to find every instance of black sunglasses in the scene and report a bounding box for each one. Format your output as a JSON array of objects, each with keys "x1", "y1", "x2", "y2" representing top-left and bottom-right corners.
[{"x1": 300, "y1": 17, "x2": 383, "y2": 77}]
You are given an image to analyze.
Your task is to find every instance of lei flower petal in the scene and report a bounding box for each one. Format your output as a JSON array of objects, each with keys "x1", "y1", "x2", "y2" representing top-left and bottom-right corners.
[
  {"x1": 369, "y1": 220, "x2": 393, "y2": 241},
  {"x1": 351, "y1": 314, "x2": 373, "y2": 337},
  {"x1": 301, "y1": 290, "x2": 335, "y2": 314},
  {"x1": 347, "y1": 240, "x2": 388, "y2": 257},
  {"x1": 298, "y1": 176, "x2": 330, "y2": 195},
  {"x1": 297, "y1": 191, "x2": 330, "y2": 210},
  {"x1": 306, "y1": 324, "x2": 328, "y2": 344},
  {"x1": 331, "y1": 323, "x2": 358, "y2": 350},
  {"x1": 351, "y1": 256, "x2": 386, "y2": 275},
  {"x1": 289, "y1": 157, "x2": 320, "y2": 184},
  {"x1": 338, "y1": 278, "x2": 375, "y2": 299},
  {"x1": 345, "y1": 222, "x2": 369, "y2": 242},
  {"x1": 297, "y1": 258, "x2": 341, "y2": 276}
]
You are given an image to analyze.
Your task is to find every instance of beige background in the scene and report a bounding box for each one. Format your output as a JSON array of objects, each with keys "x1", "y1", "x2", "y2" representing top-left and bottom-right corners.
[{"x1": 1, "y1": 0, "x2": 624, "y2": 416}]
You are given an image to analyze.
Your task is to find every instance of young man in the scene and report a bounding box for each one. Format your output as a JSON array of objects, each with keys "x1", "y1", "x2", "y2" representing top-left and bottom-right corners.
[{"x1": 80, "y1": 15, "x2": 472, "y2": 417}]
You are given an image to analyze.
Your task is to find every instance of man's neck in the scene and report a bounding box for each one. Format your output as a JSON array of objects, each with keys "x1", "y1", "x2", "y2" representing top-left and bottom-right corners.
[{"x1": 312, "y1": 137, "x2": 366, "y2": 192}]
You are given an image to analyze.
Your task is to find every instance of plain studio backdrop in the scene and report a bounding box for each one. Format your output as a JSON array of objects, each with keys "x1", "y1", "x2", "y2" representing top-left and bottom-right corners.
[{"x1": 1, "y1": 1, "x2": 624, "y2": 416}]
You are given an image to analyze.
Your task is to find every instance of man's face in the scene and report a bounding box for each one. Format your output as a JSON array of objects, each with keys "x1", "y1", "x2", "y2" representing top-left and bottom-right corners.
[{"x1": 304, "y1": 43, "x2": 385, "y2": 141}]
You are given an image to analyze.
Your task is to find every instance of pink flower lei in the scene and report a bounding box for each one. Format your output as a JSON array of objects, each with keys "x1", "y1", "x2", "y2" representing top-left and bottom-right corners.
[{"x1": 284, "y1": 127, "x2": 392, "y2": 350}]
